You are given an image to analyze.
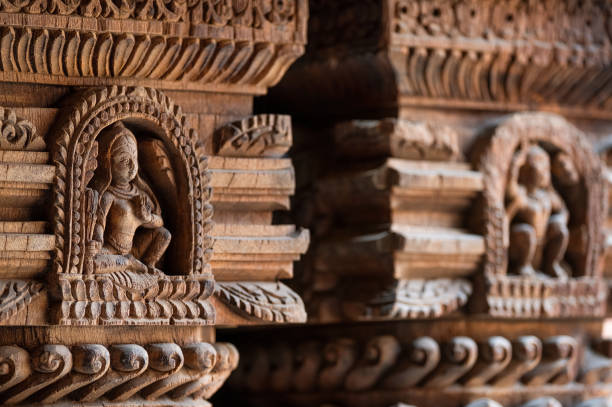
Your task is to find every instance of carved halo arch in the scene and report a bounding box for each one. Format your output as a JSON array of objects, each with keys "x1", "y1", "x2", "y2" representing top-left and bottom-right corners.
[
  {"x1": 52, "y1": 86, "x2": 213, "y2": 278},
  {"x1": 478, "y1": 112, "x2": 607, "y2": 278}
]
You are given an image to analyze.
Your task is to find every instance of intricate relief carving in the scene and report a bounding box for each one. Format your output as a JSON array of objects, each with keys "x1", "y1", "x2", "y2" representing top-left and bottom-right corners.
[
  {"x1": 0, "y1": 280, "x2": 44, "y2": 322},
  {"x1": 0, "y1": 26, "x2": 303, "y2": 90},
  {"x1": 215, "y1": 281, "x2": 307, "y2": 323},
  {"x1": 391, "y1": 0, "x2": 612, "y2": 47},
  {"x1": 333, "y1": 119, "x2": 462, "y2": 161},
  {"x1": 231, "y1": 334, "x2": 592, "y2": 393},
  {"x1": 0, "y1": 108, "x2": 44, "y2": 151},
  {"x1": 0, "y1": 0, "x2": 300, "y2": 26},
  {"x1": 0, "y1": 341, "x2": 238, "y2": 405},
  {"x1": 280, "y1": 0, "x2": 612, "y2": 119},
  {"x1": 51, "y1": 86, "x2": 214, "y2": 325},
  {"x1": 363, "y1": 278, "x2": 472, "y2": 319},
  {"x1": 215, "y1": 114, "x2": 292, "y2": 157},
  {"x1": 475, "y1": 113, "x2": 607, "y2": 317}
]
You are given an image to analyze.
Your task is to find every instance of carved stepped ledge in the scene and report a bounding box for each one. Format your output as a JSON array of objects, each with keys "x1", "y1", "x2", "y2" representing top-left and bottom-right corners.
[
  {"x1": 316, "y1": 227, "x2": 484, "y2": 279},
  {"x1": 0, "y1": 151, "x2": 54, "y2": 212},
  {"x1": 318, "y1": 159, "x2": 482, "y2": 227},
  {"x1": 0, "y1": 221, "x2": 53, "y2": 277},
  {"x1": 0, "y1": 341, "x2": 238, "y2": 406},
  {"x1": 211, "y1": 224, "x2": 309, "y2": 281},
  {"x1": 209, "y1": 156, "x2": 295, "y2": 211}
]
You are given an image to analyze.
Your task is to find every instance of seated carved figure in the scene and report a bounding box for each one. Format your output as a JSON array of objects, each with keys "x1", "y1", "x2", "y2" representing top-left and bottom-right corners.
[
  {"x1": 86, "y1": 122, "x2": 171, "y2": 291},
  {"x1": 506, "y1": 144, "x2": 570, "y2": 279}
]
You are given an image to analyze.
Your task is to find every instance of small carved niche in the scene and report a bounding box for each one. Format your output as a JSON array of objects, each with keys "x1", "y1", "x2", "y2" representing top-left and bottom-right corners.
[
  {"x1": 471, "y1": 113, "x2": 608, "y2": 317},
  {"x1": 474, "y1": 113, "x2": 607, "y2": 279},
  {"x1": 51, "y1": 86, "x2": 214, "y2": 325}
]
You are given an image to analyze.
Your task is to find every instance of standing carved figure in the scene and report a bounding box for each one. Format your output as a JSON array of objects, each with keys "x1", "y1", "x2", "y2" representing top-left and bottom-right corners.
[
  {"x1": 506, "y1": 144, "x2": 569, "y2": 279},
  {"x1": 86, "y1": 122, "x2": 171, "y2": 291}
]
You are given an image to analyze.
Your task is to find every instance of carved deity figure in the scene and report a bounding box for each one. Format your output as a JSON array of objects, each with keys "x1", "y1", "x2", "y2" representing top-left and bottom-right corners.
[
  {"x1": 506, "y1": 144, "x2": 570, "y2": 279},
  {"x1": 86, "y1": 122, "x2": 171, "y2": 291}
]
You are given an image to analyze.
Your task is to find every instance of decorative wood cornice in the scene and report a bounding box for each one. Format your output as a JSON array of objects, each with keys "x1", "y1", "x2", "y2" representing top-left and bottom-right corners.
[
  {"x1": 268, "y1": 0, "x2": 612, "y2": 119},
  {"x1": 0, "y1": 0, "x2": 307, "y2": 94}
]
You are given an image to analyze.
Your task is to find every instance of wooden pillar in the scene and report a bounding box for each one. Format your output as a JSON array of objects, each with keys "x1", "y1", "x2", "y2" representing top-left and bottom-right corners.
[
  {"x1": 221, "y1": 1, "x2": 612, "y2": 406},
  {"x1": 0, "y1": 1, "x2": 309, "y2": 405}
]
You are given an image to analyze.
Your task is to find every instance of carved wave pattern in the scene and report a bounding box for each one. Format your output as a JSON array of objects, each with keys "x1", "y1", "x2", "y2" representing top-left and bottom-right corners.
[
  {"x1": 231, "y1": 335, "x2": 610, "y2": 393},
  {"x1": 0, "y1": 26, "x2": 303, "y2": 88},
  {"x1": 0, "y1": 341, "x2": 238, "y2": 405}
]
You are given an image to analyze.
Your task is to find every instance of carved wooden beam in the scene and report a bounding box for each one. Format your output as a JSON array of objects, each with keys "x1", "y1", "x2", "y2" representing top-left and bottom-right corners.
[{"x1": 268, "y1": 0, "x2": 612, "y2": 120}]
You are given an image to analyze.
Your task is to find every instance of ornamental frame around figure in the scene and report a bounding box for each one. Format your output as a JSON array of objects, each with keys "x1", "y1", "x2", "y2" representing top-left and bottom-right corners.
[
  {"x1": 50, "y1": 86, "x2": 215, "y2": 326},
  {"x1": 475, "y1": 113, "x2": 608, "y2": 317}
]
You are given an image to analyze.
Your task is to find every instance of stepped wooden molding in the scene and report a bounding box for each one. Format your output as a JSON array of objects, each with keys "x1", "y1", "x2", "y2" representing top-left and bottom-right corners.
[
  {"x1": 0, "y1": 340, "x2": 238, "y2": 406},
  {"x1": 0, "y1": 0, "x2": 307, "y2": 93},
  {"x1": 316, "y1": 227, "x2": 484, "y2": 279},
  {"x1": 209, "y1": 156, "x2": 295, "y2": 211},
  {"x1": 211, "y1": 224, "x2": 309, "y2": 281},
  {"x1": 317, "y1": 158, "x2": 483, "y2": 227},
  {"x1": 269, "y1": 0, "x2": 612, "y2": 119}
]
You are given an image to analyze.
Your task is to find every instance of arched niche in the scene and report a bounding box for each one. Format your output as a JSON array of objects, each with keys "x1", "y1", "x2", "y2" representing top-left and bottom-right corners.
[
  {"x1": 51, "y1": 86, "x2": 214, "y2": 325},
  {"x1": 476, "y1": 113, "x2": 607, "y2": 279}
]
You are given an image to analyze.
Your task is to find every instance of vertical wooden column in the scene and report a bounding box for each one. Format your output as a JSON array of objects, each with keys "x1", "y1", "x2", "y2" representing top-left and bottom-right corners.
[
  {"x1": 221, "y1": 1, "x2": 612, "y2": 406},
  {"x1": 0, "y1": 1, "x2": 309, "y2": 406}
]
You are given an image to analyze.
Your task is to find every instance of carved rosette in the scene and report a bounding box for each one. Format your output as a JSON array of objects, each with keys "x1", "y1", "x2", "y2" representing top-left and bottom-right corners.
[
  {"x1": 476, "y1": 113, "x2": 608, "y2": 317},
  {"x1": 51, "y1": 86, "x2": 215, "y2": 325}
]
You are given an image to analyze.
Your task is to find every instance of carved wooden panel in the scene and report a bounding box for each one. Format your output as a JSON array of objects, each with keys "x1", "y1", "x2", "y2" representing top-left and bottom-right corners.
[{"x1": 0, "y1": 0, "x2": 309, "y2": 404}]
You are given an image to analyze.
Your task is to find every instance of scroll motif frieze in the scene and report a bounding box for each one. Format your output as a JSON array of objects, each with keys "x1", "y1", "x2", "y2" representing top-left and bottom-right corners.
[
  {"x1": 0, "y1": 341, "x2": 238, "y2": 405},
  {"x1": 230, "y1": 334, "x2": 595, "y2": 393}
]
